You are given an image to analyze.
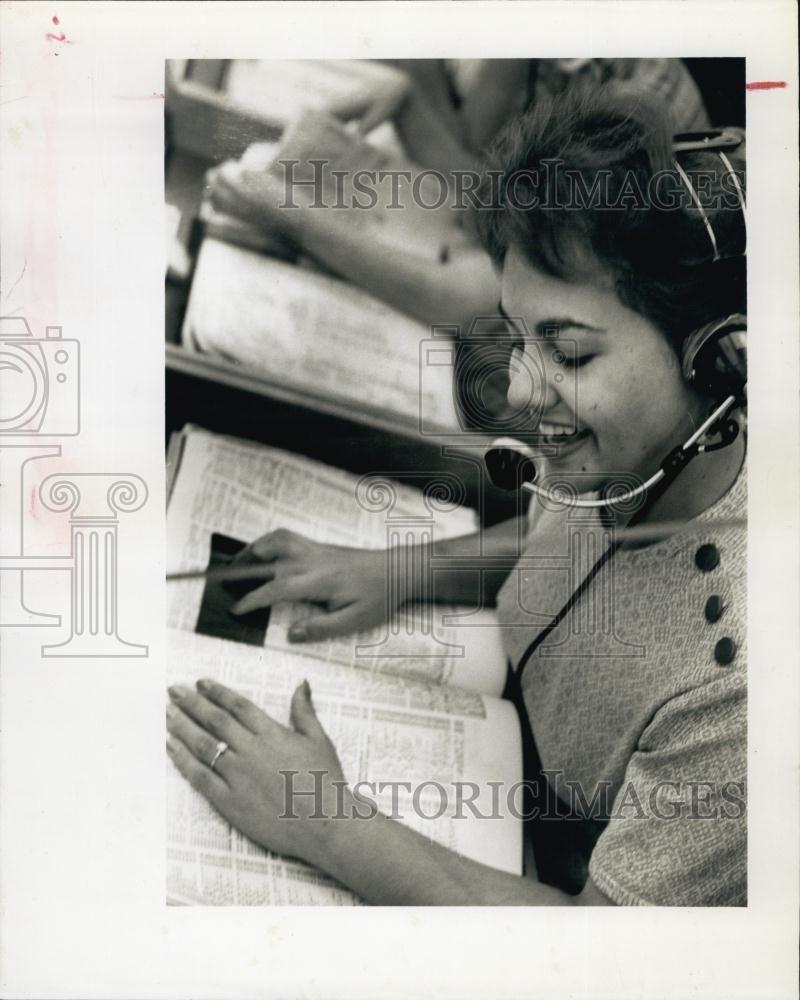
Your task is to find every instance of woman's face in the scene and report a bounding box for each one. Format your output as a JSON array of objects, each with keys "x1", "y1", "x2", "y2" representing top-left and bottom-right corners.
[{"x1": 500, "y1": 245, "x2": 707, "y2": 492}]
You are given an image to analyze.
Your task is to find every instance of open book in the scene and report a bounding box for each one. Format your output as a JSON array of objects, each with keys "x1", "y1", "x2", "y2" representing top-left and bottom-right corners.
[
  {"x1": 166, "y1": 426, "x2": 520, "y2": 905},
  {"x1": 182, "y1": 238, "x2": 462, "y2": 431}
]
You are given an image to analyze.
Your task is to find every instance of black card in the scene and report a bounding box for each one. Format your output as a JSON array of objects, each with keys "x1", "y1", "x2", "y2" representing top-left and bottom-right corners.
[{"x1": 194, "y1": 533, "x2": 270, "y2": 646}]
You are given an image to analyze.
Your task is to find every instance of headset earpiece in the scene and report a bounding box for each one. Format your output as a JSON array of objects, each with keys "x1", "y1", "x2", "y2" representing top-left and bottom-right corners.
[
  {"x1": 671, "y1": 131, "x2": 747, "y2": 406},
  {"x1": 682, "y1": 313, "x2": 747, "y2": 404}
]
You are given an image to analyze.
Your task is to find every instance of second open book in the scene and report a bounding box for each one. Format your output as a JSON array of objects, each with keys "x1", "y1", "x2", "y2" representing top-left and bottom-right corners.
[{"x1": 181, "y1": 109, "x2": 474, "y2": 432}]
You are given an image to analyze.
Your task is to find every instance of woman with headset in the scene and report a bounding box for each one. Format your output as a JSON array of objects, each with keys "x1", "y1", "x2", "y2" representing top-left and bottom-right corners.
[{"x1": 166, "y1": 89, "x2": 747, "y2": 906}]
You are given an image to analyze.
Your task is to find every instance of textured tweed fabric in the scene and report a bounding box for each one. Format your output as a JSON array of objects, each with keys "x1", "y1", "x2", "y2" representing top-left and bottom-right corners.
[{"x1": 496, "y1": 461, "x2": 747, "y2": 905}]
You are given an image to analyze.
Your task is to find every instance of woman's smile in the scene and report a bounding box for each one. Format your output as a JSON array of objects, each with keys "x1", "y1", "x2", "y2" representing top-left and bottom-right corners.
[{"x1": 534, "y1": 424, "x2": 592, "y2": 455}]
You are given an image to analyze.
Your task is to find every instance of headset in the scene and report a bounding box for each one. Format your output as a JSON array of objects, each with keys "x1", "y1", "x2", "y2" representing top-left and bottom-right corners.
[{"x1": 485, "y1": 129, "x2": 747, "y2": 510}]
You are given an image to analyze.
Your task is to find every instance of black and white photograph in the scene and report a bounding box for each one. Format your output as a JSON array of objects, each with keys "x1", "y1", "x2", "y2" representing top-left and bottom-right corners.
[
  {"x1": 1, "y1": 2, "x2": 798, "y2": 997},
  {"x1": 165, "y1": 56, "x2": 749, "y2": 907}
]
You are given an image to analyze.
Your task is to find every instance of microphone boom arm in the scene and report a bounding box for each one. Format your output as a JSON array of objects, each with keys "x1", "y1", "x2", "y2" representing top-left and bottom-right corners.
[{"x1": 491, "y1": 392, "x2": 741, "y2": 510}]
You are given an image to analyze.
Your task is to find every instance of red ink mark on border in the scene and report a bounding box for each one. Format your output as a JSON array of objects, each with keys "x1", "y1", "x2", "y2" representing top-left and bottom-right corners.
[
  {"x1": 46, "y1": 15, "x2": 74, "y2": 44},
  {"x1": 746, "y1": 81, "x2": 787, "y2": 90}
]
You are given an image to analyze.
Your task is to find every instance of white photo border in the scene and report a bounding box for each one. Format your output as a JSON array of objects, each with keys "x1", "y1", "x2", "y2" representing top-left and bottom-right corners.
[{"x1": 0, "y1": 2, "x2": 798, "y2": 997}]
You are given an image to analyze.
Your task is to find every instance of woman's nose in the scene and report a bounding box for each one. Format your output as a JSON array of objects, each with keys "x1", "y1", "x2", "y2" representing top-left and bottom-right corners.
[{"x1": 507, "y1": 347, "x2": 560, "y2": 415}]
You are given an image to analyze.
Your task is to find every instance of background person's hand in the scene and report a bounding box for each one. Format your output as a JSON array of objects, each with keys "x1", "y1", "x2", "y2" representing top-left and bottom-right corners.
[
  {"x1": 324, "y1": 67, "x2": 411, "y2": 136},
  {"x1": 206, "y1": 161, "x2": 304, "y2": 239},
  {"x1": 229, "y1": 529, "x2": 403, "y2": 642},
  {"x1": 166, "y1": 678, "x2": 350, "y2": 864}
]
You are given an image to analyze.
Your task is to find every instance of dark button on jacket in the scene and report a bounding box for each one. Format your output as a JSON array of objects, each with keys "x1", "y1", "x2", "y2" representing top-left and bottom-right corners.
[
  {"x1": 714, "y1": 637, "x2": 737, "y2": 665},
  {"x1": 695, "y1": 543, "x2": 720, "y2": 572},
  {"x1": 705, "y1": 595, "x2": 724, "y2": 622}
]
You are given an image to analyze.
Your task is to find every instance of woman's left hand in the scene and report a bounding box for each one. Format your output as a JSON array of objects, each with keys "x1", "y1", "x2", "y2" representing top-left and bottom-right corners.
[{"x1": 166, "y1": 678, "x2": 347, "y2": 866}]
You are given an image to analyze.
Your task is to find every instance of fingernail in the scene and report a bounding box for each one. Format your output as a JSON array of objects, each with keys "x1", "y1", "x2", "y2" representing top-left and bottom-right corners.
[
  {"x1": 302, "y1": 679, "x2": 311, "y2": 697},
  {"x1": 229, "y1": 601, "x2": 245, "y2": 616},
  {"x1": 168, "y1": 684, "x2": 190, "y2": 701},
  {"x1": 289, "y1": 624, "x2": 306, "y2": 642},
  {"x1": 197, "y1": 679, "x2": 211, "y2": 692},
  {"x1": 166, "y1": 702, "x2": 178, "y2": 719},
  {"x1": 166, "y1": 736, "x2": 178, "y2": 754}
]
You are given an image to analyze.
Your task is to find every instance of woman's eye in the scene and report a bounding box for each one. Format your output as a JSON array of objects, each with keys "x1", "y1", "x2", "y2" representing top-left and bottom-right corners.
[{"x1": 562, "y1": 354, "x2": 596, "y2": 369}]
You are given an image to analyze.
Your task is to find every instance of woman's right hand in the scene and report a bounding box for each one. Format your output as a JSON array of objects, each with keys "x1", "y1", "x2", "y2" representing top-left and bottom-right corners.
[{"x1": 229, "y1": 529, "x2": 405, "y2": 642}]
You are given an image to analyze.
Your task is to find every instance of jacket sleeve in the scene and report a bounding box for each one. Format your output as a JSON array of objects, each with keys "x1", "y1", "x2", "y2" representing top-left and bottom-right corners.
[{"x1": 588, "y1": 671, "x2": 746, "y2": 906}]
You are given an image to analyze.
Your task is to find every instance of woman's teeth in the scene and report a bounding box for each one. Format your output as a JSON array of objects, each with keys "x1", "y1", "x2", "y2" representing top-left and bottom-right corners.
[
  {"x1": 536, "y1": 424, "x2": 590, "y2": 446},
  {"x1": 538, "y1": 422, "x2": 575, "y2": 438}
]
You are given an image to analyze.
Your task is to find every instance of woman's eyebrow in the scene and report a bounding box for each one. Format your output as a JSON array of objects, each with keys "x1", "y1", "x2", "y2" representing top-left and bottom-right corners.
[{"x1": 497, "y1": 302, "x2": 605, "y2": 338}]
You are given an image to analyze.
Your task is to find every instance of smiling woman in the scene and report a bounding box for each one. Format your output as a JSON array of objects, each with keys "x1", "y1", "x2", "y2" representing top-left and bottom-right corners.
[
  {"x1": 500, "y1": 245, "x2": 737, "y2": 494},
  {"x1": 166, "y1": 85, "x2": 748, "y2": 907}
]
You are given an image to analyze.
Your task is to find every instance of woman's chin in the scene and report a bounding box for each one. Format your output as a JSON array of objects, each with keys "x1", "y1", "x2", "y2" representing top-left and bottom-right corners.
[
  {"x1": 536, "y1": 447, "x2": 649, "y2": 500},
  {"x1": 536, "y1": 434, "x2": 600, "y2": 484}
]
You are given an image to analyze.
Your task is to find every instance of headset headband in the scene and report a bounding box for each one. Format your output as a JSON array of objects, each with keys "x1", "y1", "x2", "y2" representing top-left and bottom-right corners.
[{"x1": 672, "y1": 129, "x2": 747, "y2": 262}]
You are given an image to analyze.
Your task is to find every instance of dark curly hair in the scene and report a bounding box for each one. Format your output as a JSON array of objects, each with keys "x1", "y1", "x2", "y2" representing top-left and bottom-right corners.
[{"x1": 474, "y1": 88, "x2": 746, "y2": 355}]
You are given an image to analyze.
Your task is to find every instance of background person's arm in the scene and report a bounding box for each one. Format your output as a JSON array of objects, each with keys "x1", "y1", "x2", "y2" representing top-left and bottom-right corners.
[
  {"x1": 209, "y1": 166, "x2": 500, "y2": 329},
  {"x1": 389, "y1": 59, "x2": 532, "y2": 171},
  {"x1": 286, "y1": 202, "x2": 500, "y2": 329},
  {"x1": 328, "y1": 59, "x2": 479, "y2": 173}
]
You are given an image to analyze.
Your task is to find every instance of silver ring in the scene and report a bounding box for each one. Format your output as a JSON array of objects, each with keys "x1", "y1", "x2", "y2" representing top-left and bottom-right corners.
[{"x1": 209, "y1": 740, "x2": 229, "y2": 770}]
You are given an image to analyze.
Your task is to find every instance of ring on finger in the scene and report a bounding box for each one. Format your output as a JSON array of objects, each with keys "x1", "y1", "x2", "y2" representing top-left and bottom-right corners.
[{"x1": 209, "y1": 740, "x2": 229, "y2": 771}]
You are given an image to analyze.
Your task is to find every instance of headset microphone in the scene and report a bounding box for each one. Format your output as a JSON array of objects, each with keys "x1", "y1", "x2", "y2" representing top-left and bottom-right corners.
[
  {"x1": 484, "y1": 437, "x2": 538, "y2": 492},
  {"x1": 484, "y1": 390, "x2": 742, "y2": 508}
]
